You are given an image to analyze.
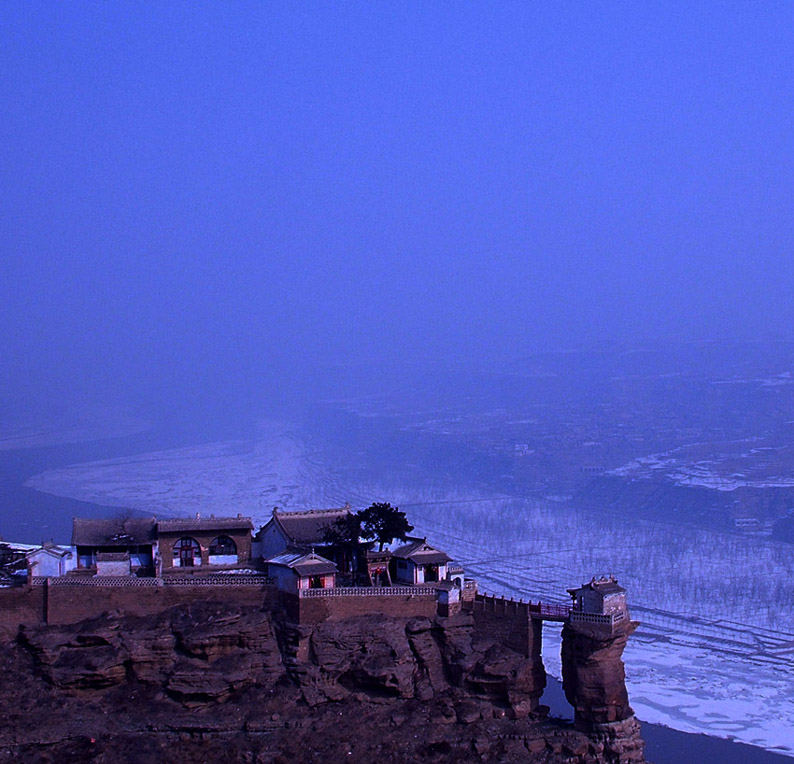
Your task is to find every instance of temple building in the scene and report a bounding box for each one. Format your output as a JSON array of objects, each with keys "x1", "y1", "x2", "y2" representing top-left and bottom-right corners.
[
  {"x1": 265, "y1": 550, "x2": 337, "y2": 593},
  {"x1": 255, "y1": 506, "x2": 353, "y2": 569},
  {"x1": 156, "y1": 515, "x2": 253, "y2": 573},
  {"x1": 390, "y1": 538, "x2": 450, "y2": 585},
  {"x1": 71, "y1": 516, "x2": 157, "y2": 576},
  {"x1": 567, "y1": 576, "x2": 629, "y2": 629}
]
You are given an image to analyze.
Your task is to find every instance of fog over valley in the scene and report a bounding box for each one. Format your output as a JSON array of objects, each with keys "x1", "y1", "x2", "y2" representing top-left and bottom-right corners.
[{"x1": 3, "y1": 4, "x2": 794, "y2": 763}]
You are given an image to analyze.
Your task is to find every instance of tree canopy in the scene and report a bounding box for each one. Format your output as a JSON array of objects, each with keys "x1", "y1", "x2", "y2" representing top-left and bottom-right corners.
[
  {"x1": 322, "y1": 512, "x2": 363, "y2": 549},
  {"x1": 360, "y1": 502, "x2": 414, "y2": 551},
  {"x1": 321, "y1": 502, "x2": 414, "y2": 553}
]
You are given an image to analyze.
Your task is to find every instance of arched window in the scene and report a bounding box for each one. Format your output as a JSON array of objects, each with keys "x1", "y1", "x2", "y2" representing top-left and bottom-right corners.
[
  {"x1": 173, "y1": 537, "x2": 201, "y2": 567},
  {"x1": 209, "y1": 535, "x2": 237, "y2": 556}
]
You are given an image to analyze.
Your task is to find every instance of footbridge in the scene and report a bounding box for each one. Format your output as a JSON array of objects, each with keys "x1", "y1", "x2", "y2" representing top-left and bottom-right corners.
[{"x1": 472, "y1": 592, "x2": 572, "y2": 622}]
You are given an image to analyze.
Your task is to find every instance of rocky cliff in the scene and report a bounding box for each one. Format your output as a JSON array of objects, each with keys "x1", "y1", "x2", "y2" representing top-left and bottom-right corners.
[
  {"x1": 0, "y1": 601, "x2": 648, "y2": 764},
  {"x1": 562, "y1": 620, "x2": 645, "y2": 764}
]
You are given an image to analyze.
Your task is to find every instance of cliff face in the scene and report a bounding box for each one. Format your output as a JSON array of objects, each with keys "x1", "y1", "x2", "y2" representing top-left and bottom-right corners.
[
  {"x1": 19, "y1": 602, "x2": 284, "y2": 703},
  {"x1": 296, "y1": 612, "x2": 543, "y2": 716},
  {"x1": 0, "y1": 602, "x2": 647, "y2": 764},
  {"x1": 561, "y1": 620, "x2": 645, "y2": 764}
]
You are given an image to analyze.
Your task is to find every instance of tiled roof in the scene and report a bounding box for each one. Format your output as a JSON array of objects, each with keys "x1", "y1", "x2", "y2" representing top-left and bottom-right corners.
[
  {"x1": 571, "y1": 577, "x2": 626, "y2": 596},
  {"x1": 267, "y1": 550, "x2": 337, "y2": 577},
  {"x1": 96, "y1": 551, "x2": 130, "y2": 562},
  {"x1": 392, "y1": 538, "x2": 450, "y2": 565},
  {"x1": 365, "y1": 549, "x2": 393, "y2": 561},
  {"x1": 27, "y1": 544, "x2": 71, "y2": 559},
  {"x1": 157, "y1": 515, "x2": 253, "y2": 533},
  {"x1": 72, "y1": 516, "x2": 157, "y2": 547},
  {"x1": 270, "y1": 508, "x2": 351, "y2": 545},
  {"x1": 590, "y1": 580, "x2": 625, "y2": 595}
]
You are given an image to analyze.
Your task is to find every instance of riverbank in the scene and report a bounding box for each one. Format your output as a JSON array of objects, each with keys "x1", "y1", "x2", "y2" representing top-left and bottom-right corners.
[
  {"x1": 542, "y1": 678, "x2": 792, "y2": 763},
  {"x1": 2, "y1": 424, "x2": 791, "y2": 764},
  {"x1": 0, "y1": 409, "x2": 260, "y2": 543}
]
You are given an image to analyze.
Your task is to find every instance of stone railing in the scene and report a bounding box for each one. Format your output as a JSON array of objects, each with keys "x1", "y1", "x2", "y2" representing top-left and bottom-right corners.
[
  {"x1": 570, "y1": 610, "x2": 626, "y2": 626},
  {"x1": 31, "y1": 576, "x2": 159, "y2": 587},
  {"x1": 164, "y1": 575, "x2": 271, "y2": 586},
  {"x1": 531, "y1": 602, "x2": 572, "y2": 619},
  {"x1": 29, "y1": 575, "x2": 272, "y2": 588},
  {"x1": 299, "y1": 585, "x2": 437, "y2": 599}
]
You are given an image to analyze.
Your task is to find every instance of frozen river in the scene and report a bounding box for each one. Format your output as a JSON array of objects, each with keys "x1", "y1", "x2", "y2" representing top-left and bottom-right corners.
[
  {"x1": 407, "y1": 497, "x2": 794, "y2": 757},
  {"x1": 21, "y1": 424, "x2": 794, "y2": 759}
]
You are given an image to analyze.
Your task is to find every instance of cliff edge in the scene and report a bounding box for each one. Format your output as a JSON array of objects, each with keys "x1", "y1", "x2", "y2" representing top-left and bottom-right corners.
[{"x1": 0, "y1": 601, "x2": 648, "y2": 763}]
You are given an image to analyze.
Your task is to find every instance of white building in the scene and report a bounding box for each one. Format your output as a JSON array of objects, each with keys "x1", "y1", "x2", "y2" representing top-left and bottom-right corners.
[
  {"x1": 265, "y1": 550, "x2": 337, "y2": 594},
  {"x1": 390, "y1": 538, "x2": 450, "y2": 585},
  {"x1": 26, "y1": 542, "x2": 75, "y2": 578}
]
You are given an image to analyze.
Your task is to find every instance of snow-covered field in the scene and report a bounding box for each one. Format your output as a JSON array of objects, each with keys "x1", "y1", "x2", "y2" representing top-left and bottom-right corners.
[
  {"x1": 610, "y1": 440, "x2": 794, "y2": 491},
  {"x1": 23, "y1": 426, "x2": 794, "y2": 758},
  {"x1": 409, "y1": 499, "x2": 794, "y2": 757},
  {"x1": 25, "y1": 422, "x2": 500, "y2": 523}
]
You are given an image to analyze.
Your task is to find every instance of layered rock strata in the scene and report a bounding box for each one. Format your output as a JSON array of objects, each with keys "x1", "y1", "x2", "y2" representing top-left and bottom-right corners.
[
  {"x1": 0, "y1": 601, "x2": 647, "y2": 764},
  {"x1": 561, "y1": 620, "x2": 645, "y2": 764}
]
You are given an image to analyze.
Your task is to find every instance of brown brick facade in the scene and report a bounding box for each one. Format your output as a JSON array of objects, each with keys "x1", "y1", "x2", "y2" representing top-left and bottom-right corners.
[
  {"x1": 298, "y1": 592, "x2": 438, "y2": 625},
  {"x1": 158, "y1": 529, "x2": 253, "y2": 572},
  {"x1": 0, "y1": 582, "x2": 282, "y2": 627},
  {"x1": 471, "y1": 595, "x2": 542, "y2": 658}
]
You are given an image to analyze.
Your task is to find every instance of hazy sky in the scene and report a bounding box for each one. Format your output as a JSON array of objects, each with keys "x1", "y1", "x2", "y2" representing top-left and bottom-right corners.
[{"x1": 2, "y1": 3, "x2": 793, "y2": 415}]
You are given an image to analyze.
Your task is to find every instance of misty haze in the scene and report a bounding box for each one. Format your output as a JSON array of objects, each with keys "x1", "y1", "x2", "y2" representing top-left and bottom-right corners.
[{"x1": 2, "y1": 5, "x2": 794, "y2": 764}]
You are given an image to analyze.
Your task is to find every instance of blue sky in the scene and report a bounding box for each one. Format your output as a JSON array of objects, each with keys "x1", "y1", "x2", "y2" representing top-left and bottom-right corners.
[{"x1": 2, "y1": 3, "x2": 793, "y2": 412}]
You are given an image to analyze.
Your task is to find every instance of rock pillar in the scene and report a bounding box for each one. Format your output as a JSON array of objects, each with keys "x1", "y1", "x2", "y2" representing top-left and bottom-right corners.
[{"x1": 561, "y1": 619, "x2": 645, "y2": 764}]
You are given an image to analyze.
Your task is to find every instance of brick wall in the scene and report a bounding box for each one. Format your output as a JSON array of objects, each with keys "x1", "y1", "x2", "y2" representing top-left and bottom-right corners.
[
  {"x1": 2, "y1": 582, "x2": 438, "y2": 630},
  {"x1": 0, "y1": 582, "x2": 281, "y2": 628},
  {"x1": 46, "y1": 583, "x2": 280, "y2": 625},
  {"x1": 298, "y1": 592, "x2": 438, "y2": 625},
  {"x1": 159, "y1": 529, "x2": 253, "y2": 571},
  {"x1": 0, "y1": 586, "x2": 46, "y2": 632},
  {"x1": 472, "y1": 594, "x2": 542, "y2": 658},
  {"x1": 4, "y1": 582, "x2": 443, "y2": 631}
]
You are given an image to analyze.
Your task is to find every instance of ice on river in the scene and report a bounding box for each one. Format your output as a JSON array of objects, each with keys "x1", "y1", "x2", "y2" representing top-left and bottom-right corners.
[
  {"x1": 409, "y1": 498, "x2": 794, "y2": 757},
  {"x1": 24, "y1": 430, "x2": 794, "y2": 758}
]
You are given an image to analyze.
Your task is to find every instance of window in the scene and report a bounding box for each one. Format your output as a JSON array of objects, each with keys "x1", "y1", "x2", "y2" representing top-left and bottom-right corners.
[
  {"x1": 78, "y1": 551, "x2": 95, "y2": 569},
  {"x1": 208, "y1": 535, "x2": 237, "y2": 556},
  {"x1": 309, "y1": 575, "x2": 324, "y2": 589},
  {"x1": 173, "y1": 537, "x2": 201, "y2": 567}
]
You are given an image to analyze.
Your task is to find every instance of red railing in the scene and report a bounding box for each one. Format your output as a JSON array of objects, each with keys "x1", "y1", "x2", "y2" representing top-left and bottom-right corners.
[{"x1": 528, "y1": 601, "x2": 571, "y2": 619}]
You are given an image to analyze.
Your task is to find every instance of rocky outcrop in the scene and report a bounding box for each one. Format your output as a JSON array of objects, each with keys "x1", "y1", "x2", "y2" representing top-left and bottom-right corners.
[
  {"x1": 561, "y1": 620, "x2": 645, "y2": 764},
  {"x1": 19, "y1": 602, "x2": 285, "y2": 702},
  {"x1": 0, "y1": 601, "x2": 647, "y2": 764},
  {"x1": 297, "y1": 612, "x2": 543, "y2": 717}
]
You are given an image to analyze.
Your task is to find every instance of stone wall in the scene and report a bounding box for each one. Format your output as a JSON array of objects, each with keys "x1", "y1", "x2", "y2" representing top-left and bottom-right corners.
[
  {"x1": 49, "y1": 583, "x2": 278, "y2": 625},
  {"x1": 1, "y1": 581, "x2": 440, "y2": 631},
  {"x1": 0, "y1": 586, "x2": 45, "y2": 632},
  {"x1": 470, "y1": 594, "x2": 546, "y2": 713},
  {"x1": 298, "y1": 591, "x2": 438, "y2": 625},
  {"x1": 471, "y1": 594, "x2": 541, "y2": 658},
  {"x1": 0, "y1": 581, "x2": 282, "y2": 627}
]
